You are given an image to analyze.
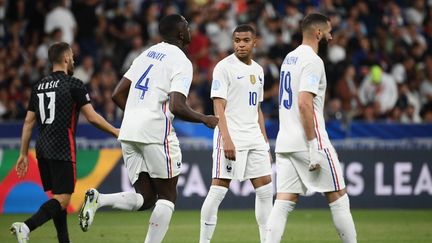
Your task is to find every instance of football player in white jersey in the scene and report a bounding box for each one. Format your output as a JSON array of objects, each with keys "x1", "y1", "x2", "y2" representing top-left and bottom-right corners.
[
  {"x1": 265, "y1": 13, "x2": 357, "y2": 243},
  {"x1": 78, "y1": 14, "x2": 218, "y2": 243},
  {"x1": 200, "y1": 24, "x2": 273, "y2": 243}
]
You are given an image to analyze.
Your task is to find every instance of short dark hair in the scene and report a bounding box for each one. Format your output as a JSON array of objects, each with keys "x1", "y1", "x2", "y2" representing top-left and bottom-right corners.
[
  {"x1": 48, "y1": 42, "x2": 70, "y2": 65},
  {"x1": 301, "y1": 13, "x2": 330, "y2": 33},
  {"x1": 159, "y1": 14, "x2": 185, "y2": 40},
  {"x1": 233, "y1": 24, "x2": 256, "y2": 36}
]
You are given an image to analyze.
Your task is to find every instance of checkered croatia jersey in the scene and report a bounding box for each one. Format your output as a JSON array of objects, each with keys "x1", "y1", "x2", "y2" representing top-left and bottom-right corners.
[{"x1": 27, "y1": 71, "x2": 90, "y2": 162}]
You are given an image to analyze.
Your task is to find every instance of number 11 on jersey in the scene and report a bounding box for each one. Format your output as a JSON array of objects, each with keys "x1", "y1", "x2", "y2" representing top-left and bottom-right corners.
[{"x1": 135, "y1": 64, "x2": 154, "y2": 100}]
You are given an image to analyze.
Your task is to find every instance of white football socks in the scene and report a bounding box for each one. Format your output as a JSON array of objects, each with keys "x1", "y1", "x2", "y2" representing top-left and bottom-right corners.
[
  {"x1": 255, "y1": 183, "x2": 273, "y2": 243},
  {"x1": 98, "y1": 192, "x2": 144, "y2": 211},
  {"x1": 144, "y1": 199, "x2": 175, "y2": 243},
  {"x1": 265, "y1": 199, "x2": 296, "y2": 243},
  {"x1": 199, "y1": 185, "x2": 228, "y2": 243},
  {"x1": 329, "y1": 194, "x2": 357, "y2": 243}
]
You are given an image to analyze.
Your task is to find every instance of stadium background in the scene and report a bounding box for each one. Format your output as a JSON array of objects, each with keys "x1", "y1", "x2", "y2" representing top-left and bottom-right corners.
[{"x1": 0, "y1": 0, "x2": 431, "y2": 214}]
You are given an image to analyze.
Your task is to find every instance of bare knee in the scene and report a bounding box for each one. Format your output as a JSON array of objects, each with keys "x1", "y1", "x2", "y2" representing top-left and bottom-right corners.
[
  {"x1": 157, "y1": 191, "x2": 177, "y2": 204},
  {"x1": 211, "y1": 178, "x2": 231, "y2": 188},
  {"x1": 139, "y1": 193, "x2": 157, "y2": 211},
  {"x1": 325, "y1": 188, "x2": 347, "y2": 203},
  {"x1": 52, "y1": 194, "x2": 71, "y2": 209},
  {"x1": 251, "y1": 175, "x2": 272, "y2": 188},
  {"x1": 276, "y1": 193, "x2": 299, "y2": 203}
]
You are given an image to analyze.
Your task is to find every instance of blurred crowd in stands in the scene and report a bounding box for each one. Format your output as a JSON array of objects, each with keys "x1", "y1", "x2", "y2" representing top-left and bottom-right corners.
[{"x1": 1, "y1": 0, "x2": 432, "y2": 124}]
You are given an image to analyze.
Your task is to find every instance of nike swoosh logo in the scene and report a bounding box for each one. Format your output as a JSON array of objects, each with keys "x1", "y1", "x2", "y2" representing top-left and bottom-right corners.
[
  {"x1": 204, "y1": 223, "x2": 216, "y2": 226},
  {"x1": 237, "y1": 76, "x2": 244, "y2": 79}
]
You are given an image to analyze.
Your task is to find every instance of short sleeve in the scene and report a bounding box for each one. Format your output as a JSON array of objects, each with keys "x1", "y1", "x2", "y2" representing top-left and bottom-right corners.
[
  {"x1": 170, "y1": 59, "x2": 193, "y2": 97},
  {"x1": 299, "y1": 60, "x2": 323, "y2": 95},
  {"x1": 259, "y1": 68, "x2": 265, "y2": 102},
  {"x1": 70, "y1": 78, "x2": 91, "y2": 108},
  {"x1": 210, "y1": 63, "x2": 229, "y2": 100},
  {"x1": 123, "y1": 59, "x2": 140, "y2": 82},
  {"x1": 27, "y1": 86, "x2": 37, "y2": 111}
]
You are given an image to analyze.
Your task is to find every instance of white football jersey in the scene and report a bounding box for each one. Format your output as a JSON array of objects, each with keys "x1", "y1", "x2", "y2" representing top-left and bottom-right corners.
[
  {"x1": 119, "y1": 42, "x2": 192, "y2": 144},
  {"x1": 211, "y1": 54, "x2": 268, "y2": 150},
  {"x1": 275, "y1": 45, "x2": 333, "y2": 153}
]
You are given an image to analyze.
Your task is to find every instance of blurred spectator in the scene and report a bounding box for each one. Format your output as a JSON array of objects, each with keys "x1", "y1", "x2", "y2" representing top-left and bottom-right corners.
[
  {"x1": 391, "y1": 56, "x2": 415, "y2": 84},
  {"x1": 1, "y1": 0, "x2": 432, "y2": 124},
  {"x1": 420, "y1": 102, "x2": 432, "y2": 122},
  {"x1": 72, "y1": 0, "x2": 99, "y2": 59},
  {"x1": 336, "y1": 64, "x2": 361, "y2": 118},
  {"x1": 359, "y1": 65, "x2": 398, "y2": 115},
  {"x1": 73, "y1": 55, "x2": 94, "y2": 85},
  {"x1": 122, "y1": 35, "x2": 145, "y2": 73},
  {"x1": 188, "y1": 21, "x2": 211, "y2": 74},
  {"x1": 44, "y1": 0, "x2": 77, "y2": 44}
]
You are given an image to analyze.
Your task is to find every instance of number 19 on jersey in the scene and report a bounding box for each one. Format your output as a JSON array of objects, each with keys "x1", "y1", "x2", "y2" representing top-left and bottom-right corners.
[{"x1": 279, "y1": 71, "x2": 292, "y2": 110}]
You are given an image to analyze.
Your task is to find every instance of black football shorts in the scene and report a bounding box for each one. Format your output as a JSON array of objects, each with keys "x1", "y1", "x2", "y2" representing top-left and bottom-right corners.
[{"x1": 37, "y1": 158, "x2": 76, "y2": 194}]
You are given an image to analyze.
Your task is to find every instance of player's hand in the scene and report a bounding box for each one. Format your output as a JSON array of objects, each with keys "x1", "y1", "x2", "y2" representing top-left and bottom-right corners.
[
  {"x1": 308, "y1": 139, "x2": 326, "y2": 171},
  {"x1": 223, "y1": 138, "x2": 236, "y2": 161},
  {"x1": 268, "y1": 150, "x2": 273, "y2": 164},
  {"x1": 114, "y1": 128, "x2": 120, "y2": 138},
  {"x1": 203, "y1": 115, "x2": 219, "y2": 129},
  {"x1": 266, "y1": 142, "x2": 273, "y2": 163},
  {"x1": 16, "y1": 154, "x2": 29, "y2": 179}
]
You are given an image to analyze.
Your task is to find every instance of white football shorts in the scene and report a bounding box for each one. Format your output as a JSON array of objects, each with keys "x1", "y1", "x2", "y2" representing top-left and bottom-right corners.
[
  {"x1": 121, "y1": 136, "x2": 182, "y2": 183},
  {"x1": 212, "y1": 149, "x2": 271, "y2": 181},
  {"x1": 276, "y1": 147, "x2": 345, "y2": 194}
]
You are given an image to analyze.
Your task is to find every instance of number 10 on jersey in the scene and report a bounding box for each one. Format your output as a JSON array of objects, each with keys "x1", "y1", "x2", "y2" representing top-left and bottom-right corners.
[{"x1": 279, "y1": 71, "x2": 292, "y2": 110}]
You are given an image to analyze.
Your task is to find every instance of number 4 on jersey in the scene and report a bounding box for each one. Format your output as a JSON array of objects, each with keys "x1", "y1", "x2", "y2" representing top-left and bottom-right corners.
[{"x1": 135, "y1": 64, "x2": 154, "y2": 100}]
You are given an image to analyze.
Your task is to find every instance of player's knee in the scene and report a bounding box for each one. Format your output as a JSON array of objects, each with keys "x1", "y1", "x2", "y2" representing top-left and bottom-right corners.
[
  {"x1": 276, "y1": 192, "x2": 299, "y2": 203},
  {"x1": 52, "y1": 194, "x2": 71, "y2": 209},
  {"x1": 157, "y1": 192, "x2": 177, "y2": 205},
  {"x1": 138, "y1": 193, "x2": 157, "y2": 211}
]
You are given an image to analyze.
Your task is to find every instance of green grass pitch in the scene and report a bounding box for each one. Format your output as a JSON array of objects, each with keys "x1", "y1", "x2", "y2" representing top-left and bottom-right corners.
[{"x1": 1, "y1": 209, "x2": 431, "y2": 242}]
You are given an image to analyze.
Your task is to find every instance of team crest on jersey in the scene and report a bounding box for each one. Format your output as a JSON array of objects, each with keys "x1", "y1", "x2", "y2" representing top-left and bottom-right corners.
[{"x1": 250, "y1": 75, "x2": 256, "y2": 84}]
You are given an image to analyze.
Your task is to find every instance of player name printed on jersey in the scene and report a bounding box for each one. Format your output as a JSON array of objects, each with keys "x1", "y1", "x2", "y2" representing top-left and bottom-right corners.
[
  {"x1": 283, "y1": 56, "x2": 298, "y2": 65},
  {"x1": 119, "y1": 42, "x2": 192, "y2": 144},
  {"x1": 146, "y1": 51, "x2": 166, "y2": 61},
  {"x1": 37, "y1": 80, "x2": 60, "y2": 90},
  {"x1": 276, "y1": 45, "x2": 331, "y2": 153}
]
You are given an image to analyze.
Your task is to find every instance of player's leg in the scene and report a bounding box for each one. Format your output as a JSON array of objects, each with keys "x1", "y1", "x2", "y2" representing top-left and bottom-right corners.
[
  {"x1": 249, "y1": 149, "x2": 273, "y2": 243},
  {"x1": 325, "y1": 189, "x2": 357, "y2": 243},
  {"x1": 323, "y1": 147, "x2": 356, "y2": 243},
  {"x1": 200, "y1": 178, "x2": 230, "y2": 243},
  {"x1": 11, "y1": 159, "x2": 73, "y2": 243},
  {"x1": 142, "y1": 138, "x2": 183, "y2": 243},
  {"x1": 133, "y1": 172, "x2": 157, "y2": 210},
  {"x1": 200, "y1": 147, "x2": 233, "y2": 243},
  {"x1": 79, "y1": 141, "x2": 146, "y2": 232},
  {"x1": 266, "y1": 153, "x2": 305, "y2": 243},
  {"x1": 93, "y1": 172, "x2": 154, "y2": 211},
  {"x1": 144, "y1": 176, "x2": 178, "y2": 243},
  {"x1": 251, "y1": 175, "x2": 272, "y2": 243}
]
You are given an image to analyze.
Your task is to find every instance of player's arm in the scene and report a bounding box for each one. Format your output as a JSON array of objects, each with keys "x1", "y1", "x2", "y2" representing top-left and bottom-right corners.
[
  {"x1": 258, "y1": 104, "x2": 269, "y2": 143},
  {"x1": 213, "y1": 97, "x2": 236, "y2": 161},
  {"x1": 169, "y1": 92, "x2": 218, "y2": 128},
  {"x1": 81, "y1": 104, "x2": 119, "y2": 138},
  {"x1": 112, "y1": 77, "x2": 131, "y2": 111},
  {"x1": 298, "y1": 91, "x2": 316, "y2": 141},
  {"x1": 16, "y1": 111, "x2": 37, "y2": 178},
  {"x1": 298, "y1": 61, "x2": 325, "y2": 171},
  {"x1": 258, "y1": 104, "x2": 272, "y2": 163}
]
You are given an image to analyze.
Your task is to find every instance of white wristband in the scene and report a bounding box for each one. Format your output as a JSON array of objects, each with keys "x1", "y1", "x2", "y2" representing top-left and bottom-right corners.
[{"x1": 308, "y1": 138, "x2": 319, "y2": 150}]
